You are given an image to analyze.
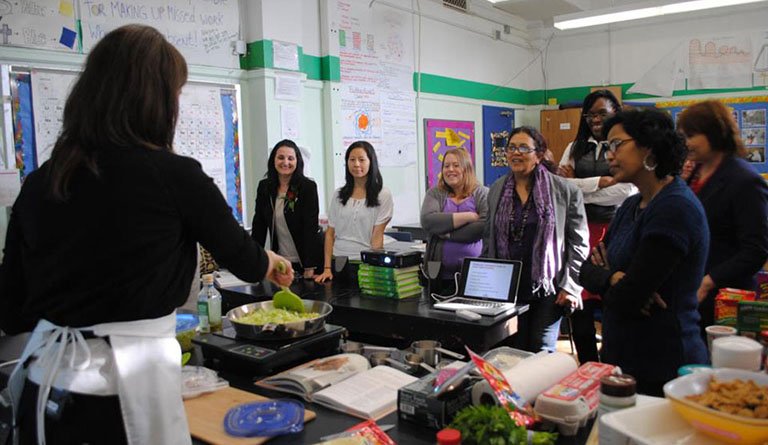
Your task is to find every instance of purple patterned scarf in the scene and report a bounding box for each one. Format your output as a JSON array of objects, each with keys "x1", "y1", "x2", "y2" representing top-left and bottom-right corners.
[{"x1": 495, "y1": 163, "x2": 557, "y2": 295}]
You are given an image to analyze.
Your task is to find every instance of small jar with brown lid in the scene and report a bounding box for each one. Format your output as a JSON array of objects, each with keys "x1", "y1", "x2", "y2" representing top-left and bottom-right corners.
[{"x1": 598, "y1": 374, "x2": 637, "y2": 417}]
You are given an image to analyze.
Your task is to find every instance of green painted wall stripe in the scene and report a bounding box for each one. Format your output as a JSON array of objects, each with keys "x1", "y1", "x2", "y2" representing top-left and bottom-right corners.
[
  {"x1": 240, "y1": 40, "x2": 273, "y2": 70},
  {"x1": 414, "y1": 73, "x2": 531, "y2": 104},
  {"x1": 322, "y1": 56, "x2": 340, "y2": 82},
  {"x1": 240, "y1": 39, "x2": 765, "y2": 101},
  {"x1": 414, "y1": 73, "x2": 768, "y2": 105},
  {"x1": 240, "y1": 39, "x2": 340, "y2": 81}
]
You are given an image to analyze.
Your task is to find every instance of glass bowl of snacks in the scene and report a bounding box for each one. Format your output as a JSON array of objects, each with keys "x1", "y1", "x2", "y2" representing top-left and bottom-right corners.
[
  {"x1": 176, "y1": 313, "x2": 199, "y2": 352},
  {"x1": 663, "y1": 368, "x2": 768, "y2": 444}
]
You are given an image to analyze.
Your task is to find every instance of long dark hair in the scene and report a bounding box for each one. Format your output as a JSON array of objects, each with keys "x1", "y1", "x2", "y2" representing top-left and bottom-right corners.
[
  {"x1": 48, "y1": 25, "x2": 188, "y2": 200},
  {"x1": 571, "y1": 89, "x2": 622, "y2": 161},
  {"x1": 265, "y1": 139, "x2": 306, "y2": 194},
  {"x1": 338, "y1": 141, "x2": 383, "y2": 207},
  {"x1": 509, "y1": 126, "x2": 555, "y2": 172}
]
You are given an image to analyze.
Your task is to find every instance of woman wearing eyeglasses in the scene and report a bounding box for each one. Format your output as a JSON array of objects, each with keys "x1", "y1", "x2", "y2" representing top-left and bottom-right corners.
[
  {"x1": 483, "y1": 126, "x2": 589, "y2": 353},
  {"x1": 557, "y1": 90, "x2": 637, "y2": 364},
  {"x1": 676, "y1": 100, "x2": 768, "y2": 337},
  {"x1": 580, "y1": 109, "x2": 709, "y2": 396}
]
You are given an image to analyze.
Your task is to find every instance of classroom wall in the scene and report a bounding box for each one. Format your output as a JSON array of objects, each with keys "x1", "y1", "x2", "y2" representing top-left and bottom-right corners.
[{"x1": 539, "y1": 5, "x2": 768, "y2": 93}]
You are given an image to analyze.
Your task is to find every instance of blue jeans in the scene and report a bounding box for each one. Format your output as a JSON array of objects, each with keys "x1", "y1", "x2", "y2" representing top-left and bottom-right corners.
[{"x1": 510, "y1": 293, "x2": 563, "y2": 353}]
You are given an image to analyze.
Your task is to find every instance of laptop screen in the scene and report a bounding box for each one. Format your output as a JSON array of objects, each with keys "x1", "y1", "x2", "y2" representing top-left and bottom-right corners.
[{"x1": 458, "y1": 257, "x2": 522, "y2": 302}]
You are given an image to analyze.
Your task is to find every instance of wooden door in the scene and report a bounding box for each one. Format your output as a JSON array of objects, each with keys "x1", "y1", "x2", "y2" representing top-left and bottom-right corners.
[{"x1": 540, "y1": 109, "x2": 582, "y2": 165}]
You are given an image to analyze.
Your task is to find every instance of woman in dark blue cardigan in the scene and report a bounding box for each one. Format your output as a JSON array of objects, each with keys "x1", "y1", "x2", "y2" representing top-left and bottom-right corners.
[
  {"x1": 580, "y1": 109, "x2": 708, "y2": 396},
  {"x1": 677, "y1": 100, "x2": 768, "y2": 333}
]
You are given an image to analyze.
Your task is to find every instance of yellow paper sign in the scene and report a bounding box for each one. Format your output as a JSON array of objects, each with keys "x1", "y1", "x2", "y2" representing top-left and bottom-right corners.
[{"x1": 59, "y1": 0, "x2": 74, "y2": 17}]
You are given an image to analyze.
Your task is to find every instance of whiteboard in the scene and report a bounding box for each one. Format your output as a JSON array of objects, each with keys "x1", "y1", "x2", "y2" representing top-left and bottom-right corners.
[
  {"x1": 0, "y1": 0, "x2": 79, "y2": 52},
  {"x1": 78, "y1": 0, "x2": 240, "y2": 68}
]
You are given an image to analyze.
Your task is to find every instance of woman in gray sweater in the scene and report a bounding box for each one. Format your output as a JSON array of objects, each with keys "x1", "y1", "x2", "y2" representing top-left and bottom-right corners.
[{"x1": 421, "y1": 148, "x2": 489, "y2": 292}]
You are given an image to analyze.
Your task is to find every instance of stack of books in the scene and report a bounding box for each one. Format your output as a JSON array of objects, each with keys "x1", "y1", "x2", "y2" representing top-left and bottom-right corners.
[{"x1": 358, "y1": 264, "x2": 423, "y2": 299}]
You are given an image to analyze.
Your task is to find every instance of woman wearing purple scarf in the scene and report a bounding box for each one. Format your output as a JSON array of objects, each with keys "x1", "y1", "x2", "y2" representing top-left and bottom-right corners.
[{"x1": 483, "y1": 126, "x2": 589, "y2": 353}]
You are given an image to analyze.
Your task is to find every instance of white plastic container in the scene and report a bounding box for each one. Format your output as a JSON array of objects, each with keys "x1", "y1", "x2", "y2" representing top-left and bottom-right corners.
[
  {"x1": 533, "y1": 362, "x2": 616, "y2": 436},
  {"x1": 711, "y1": 335, "x2": 762, "y2": 371}
]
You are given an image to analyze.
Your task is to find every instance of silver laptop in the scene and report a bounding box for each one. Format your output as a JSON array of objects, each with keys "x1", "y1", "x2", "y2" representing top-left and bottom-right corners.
[{"x1": 433, "y1": 257, "x2": 522, "y2": 316}]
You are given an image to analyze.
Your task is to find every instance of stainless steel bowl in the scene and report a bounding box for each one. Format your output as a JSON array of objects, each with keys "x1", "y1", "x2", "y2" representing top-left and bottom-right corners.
[{"x1": 226, "y1": 300, "x2": 333, "y2": 340}]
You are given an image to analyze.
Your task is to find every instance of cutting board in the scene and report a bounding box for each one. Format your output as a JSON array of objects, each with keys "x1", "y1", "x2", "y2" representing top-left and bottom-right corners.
[{"x1": 184, "y1": 387, "x2": 316, "y2": 445}]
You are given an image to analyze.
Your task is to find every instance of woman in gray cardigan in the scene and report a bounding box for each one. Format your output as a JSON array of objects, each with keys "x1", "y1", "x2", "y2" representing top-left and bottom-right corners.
[
  {"x1": 483, "y1": 126, "x2": 589, "y2": 353},
  {"x1": 421, "y1": 148, "x2": 489, "y2": 291}
]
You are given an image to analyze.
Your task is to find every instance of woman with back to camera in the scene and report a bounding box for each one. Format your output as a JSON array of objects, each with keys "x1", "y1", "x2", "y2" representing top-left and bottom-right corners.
[
  {"x1": 252, "y1": 139, "x2": 322, "y2": 279},
  {"x1": 676, "y1": 100, "x2": 768, "y2": 335},
  {"x1": 483, "y1": 126, "x2": 589, "y2": 353},
  {"x1": 580, "y1": 108, "x2": 709, "y2": 396},
  {"x1": 315, "y1": 141, "x2": 393, "y2": 283},
  {"x1": 558, "y1": 89, "x2": 637, "y2": 364},
  {"x1": 0, "y1": 25, "x2": 293, "y2": 444},
  {"x1": 421, "y1": 148, "x2": 489, "y2": 292}
]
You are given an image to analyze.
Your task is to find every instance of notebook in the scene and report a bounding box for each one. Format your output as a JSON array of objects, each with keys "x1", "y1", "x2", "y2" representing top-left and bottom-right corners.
[{"x1": 432, "y1": 257, "x2": 522, "y2": 316}]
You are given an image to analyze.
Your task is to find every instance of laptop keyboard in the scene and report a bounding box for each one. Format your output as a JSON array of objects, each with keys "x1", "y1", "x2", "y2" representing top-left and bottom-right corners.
[{"x1": 452, "y1": 298, "x2": 505, "y2": 308}]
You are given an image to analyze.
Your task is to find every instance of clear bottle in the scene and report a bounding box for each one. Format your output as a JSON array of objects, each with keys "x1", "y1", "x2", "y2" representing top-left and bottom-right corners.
[
  {"x1": 199, "y1": 274, "x2": 222, "y2": 333},
  {"x1": 197, "y1": 275, "x2": 211, "y2": 333}
]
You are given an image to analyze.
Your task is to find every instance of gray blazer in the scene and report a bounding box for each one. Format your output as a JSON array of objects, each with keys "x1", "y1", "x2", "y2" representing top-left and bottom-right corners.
[
  {"x1": 482, "y1": 172, "x2": 589, "y2": 301},
  {"x1": 420, "y1": 186, "x2": 489, "y2": 265}
]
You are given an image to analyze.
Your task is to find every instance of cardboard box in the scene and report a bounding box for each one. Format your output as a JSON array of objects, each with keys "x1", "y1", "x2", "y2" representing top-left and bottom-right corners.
[
  {"x1": 756, "y1": 271, "x2": 768, "y2": 300},
  {"x1": 398, "y1": 371, "x2": 474, "y2": 430},
  {"x1": 737, "y1": 300, "x2": 768, "y2": 338},
  {"x1": 714, "y1": 288, "x2": 756, "y2": 327}
]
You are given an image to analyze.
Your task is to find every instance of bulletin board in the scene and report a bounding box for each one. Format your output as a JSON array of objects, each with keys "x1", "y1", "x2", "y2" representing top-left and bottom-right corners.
[
  {"x1": 9, "y1": 68, "x2": 244, "y2": 223},
  {"x1": 482, "y1": 106, "x2": 515, "y2": 186},
  {"x1": 658, "y1": 96, "x2": 768, "y2": 174},
  {"x1": 424, "y1": 119, "x2": 475, "y2": 189}
]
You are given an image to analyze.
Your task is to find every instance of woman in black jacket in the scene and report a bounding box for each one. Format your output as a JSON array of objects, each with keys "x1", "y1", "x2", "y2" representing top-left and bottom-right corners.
[
  {"x1": 677, "y1": 100, "x2": 768, "y2": 334},
  {"x1": 252, "y1": 140, "x2": 322, "y2": 278}
]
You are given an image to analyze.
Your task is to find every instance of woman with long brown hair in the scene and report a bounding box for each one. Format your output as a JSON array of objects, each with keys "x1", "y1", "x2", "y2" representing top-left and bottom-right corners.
[
  {"x1": 0, "y1": 25, "x2": 292, "y2": 444},
  {"x1": 421, "y1": 148, "x2": 488, "y2": 290}
]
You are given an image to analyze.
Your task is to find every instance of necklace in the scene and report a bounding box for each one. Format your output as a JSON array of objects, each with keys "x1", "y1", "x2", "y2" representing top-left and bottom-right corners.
[{"x1": 509, "y1": 197, "x2": 534, "y2": 243}]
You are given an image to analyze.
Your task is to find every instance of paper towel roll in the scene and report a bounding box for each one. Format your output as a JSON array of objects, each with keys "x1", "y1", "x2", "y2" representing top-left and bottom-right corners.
[{"x1": 471, "y1": 351, "x2": 578, "y2": 405}]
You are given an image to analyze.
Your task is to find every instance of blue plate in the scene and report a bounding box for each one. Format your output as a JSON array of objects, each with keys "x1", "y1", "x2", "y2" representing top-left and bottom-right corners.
[{"x1": 223, "y1": 399, "x2": 304, "y2": 437}]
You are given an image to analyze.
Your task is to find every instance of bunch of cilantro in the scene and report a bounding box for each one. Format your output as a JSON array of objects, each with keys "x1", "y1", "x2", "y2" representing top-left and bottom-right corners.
[{"x1": 449, "y1": 404, "x2": 558, "y2": 445}]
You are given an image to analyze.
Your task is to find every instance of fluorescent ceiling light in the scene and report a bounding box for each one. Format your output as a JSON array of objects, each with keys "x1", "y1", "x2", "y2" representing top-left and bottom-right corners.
[{"x1": 554, "y1": 0, "x2": 768, "y2": 30}]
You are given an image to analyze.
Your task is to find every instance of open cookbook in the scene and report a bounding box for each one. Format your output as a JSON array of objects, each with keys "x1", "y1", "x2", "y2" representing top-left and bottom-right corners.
[{"x1": 256, "y1": 353, "x2": 417, "y2": 420}]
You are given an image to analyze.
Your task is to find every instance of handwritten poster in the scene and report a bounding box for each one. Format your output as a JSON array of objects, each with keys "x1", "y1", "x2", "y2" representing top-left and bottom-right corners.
[
  {"x1": 425, "y1": 119, "x2": 475, "y2": 188},
  {"x1": 337, "y1": 0, "x2": 416, "y2": 168},
  {"x1": 689, "y1": 35, "x2": 753, "y2": 89},
  {"x1": 0, "y1": 0, "x2": 78, "y2": 52},
  {"x1": 78, "y1": 0, "x2": 240, "y2": 68}
]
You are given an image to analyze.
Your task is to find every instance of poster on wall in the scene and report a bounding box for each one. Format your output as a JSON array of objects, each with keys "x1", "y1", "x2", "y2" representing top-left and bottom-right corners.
[
  {"x1": 337, "y1": 0, "x2": 416, "y2": 171},
  {"x1": 424, "y1": 119, "x2": 475, "y2": 189},
  {"x1": 661, "y1": 96, "x2": 768, "y2": 174}
]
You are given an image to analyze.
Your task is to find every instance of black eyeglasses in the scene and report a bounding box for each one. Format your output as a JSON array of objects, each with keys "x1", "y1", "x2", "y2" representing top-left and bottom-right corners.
[
  {"x1": 583, "y1": 111, "x2": 613, "y2": 122},
  {"x1": 607, "y1": 138, "x2": 634, "y2": 152},
  {"x1": 505, "y1": 144, "x2": 536, "y2": 154}
]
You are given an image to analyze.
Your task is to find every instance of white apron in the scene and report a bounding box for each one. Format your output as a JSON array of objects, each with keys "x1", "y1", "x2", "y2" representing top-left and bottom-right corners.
[{"x1": 7, "y1": 311, "x2": 191, "y2": 445}]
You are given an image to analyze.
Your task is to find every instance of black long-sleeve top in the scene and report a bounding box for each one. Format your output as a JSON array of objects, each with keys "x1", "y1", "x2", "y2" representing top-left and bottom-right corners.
[
  {"x1": 251, "y1": 176, "x2": 322, "y2": 270},
  {"x1": 0, "y1": 147, "x2": 268, "y2": 334}
]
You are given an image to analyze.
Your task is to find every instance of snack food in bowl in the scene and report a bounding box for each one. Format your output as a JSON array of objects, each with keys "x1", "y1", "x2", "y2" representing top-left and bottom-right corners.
[
  {"x1": 176, "y1": 313, "x2": 199, "y2": 352},
  {"x1": 663, "y1": 368, "x2": 768, "y2": 444}
]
